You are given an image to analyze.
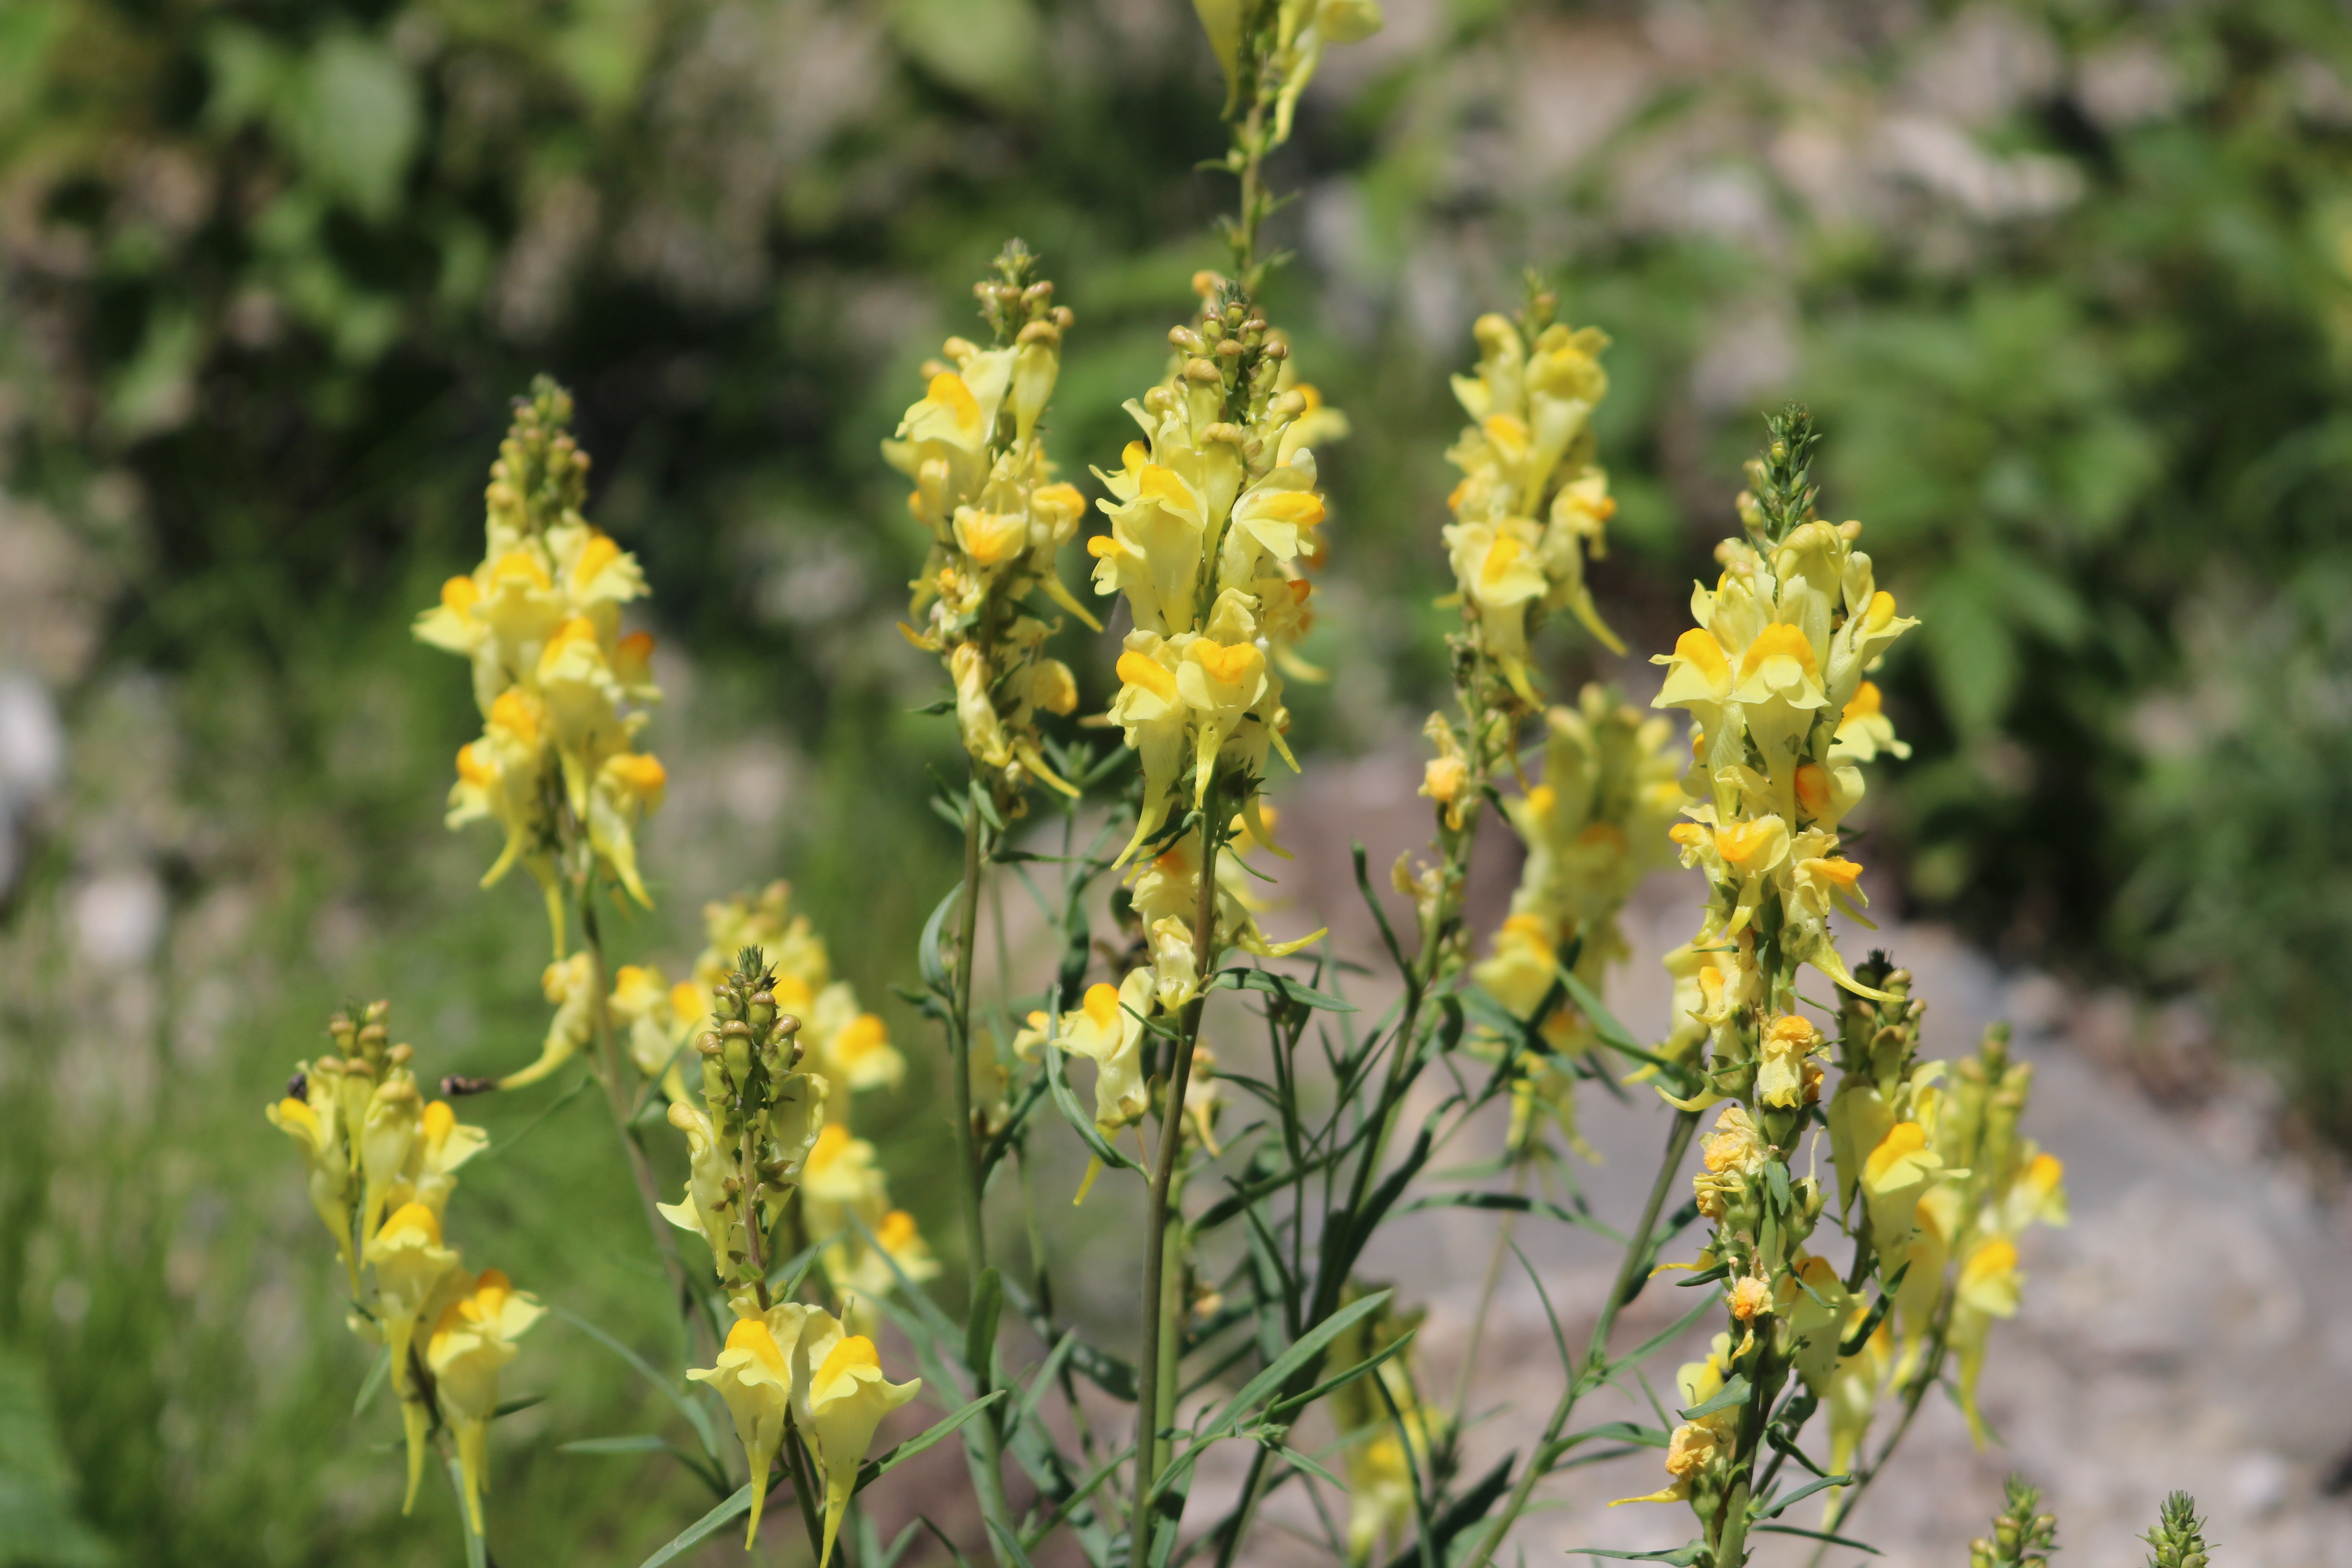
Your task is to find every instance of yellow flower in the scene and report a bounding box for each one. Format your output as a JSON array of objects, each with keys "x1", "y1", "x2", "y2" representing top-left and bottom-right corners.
[
  {"x1": 365, "y1": 1203, "x2": 461, "y2": 1397},
  {"x1": 267, "y1": 1084, "x2": 354, "y2": 1288},
  {"x1": 688, "y1": 1308, "x2": 810, "y2": 1548},
  {"x1": 2000, "y1": 1151, "x2": 2069, "y2": 1234},
  {"x1": 1757, "y1": 1013, "x2": 1823, "y2": 1108},
  {"x1": 499, "y1": 952, "x2": 597, "y2": 1091},
  {"x1": 799, "y1": 1327, "x2": 921, "y2": 1568},
  {"x1": 1472, "y1": 913, "x2": 1558, "y2": 1021},
  {"x1": 1053, "y1": 974, "x2": 1152, "y2": 1135},
  {"x1": 1950, "y1": 1236, "x2": 2022, "y2": 1448},
  {"x1": 426, "y1": 1267, "x2": 544, "y2": 1534},
  {"x1": 395, "y1": 1099, "x2": 487, "y2": 1219},
  {"x1": 815, "y1": 1009, "x2": 904, "y2": 1094},
  {"x1": 1860, "y1": 1121, "x2": 1943, "y2": 1246},
  {"x1": 1611, "y1": 1338, "x2": 1737, "y2": 1506},
  {"x1": 1831, "y1": 679, "x2": 1910, "y2": 764}
]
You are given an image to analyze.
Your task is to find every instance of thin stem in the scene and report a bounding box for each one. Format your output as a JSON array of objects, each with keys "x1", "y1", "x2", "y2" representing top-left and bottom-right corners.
[
  {"x1": 1449, "y1": 1154, "x2": 1530, "y2": 1426},
  {"x1": 1458, "y1": 1108, "x2": 1701, "y2": 1568},
  {"x1": 951, "y1": 791, "x2": 989, "y2": 1276},
  {"x1": 783, "y1": 1418, "x2": 828, "y2": 1559},
  {"x1": 1131, "y1": 794, "x2": 1223, "y2": 1562},
  {"x1": 577, "y1": 872, "x2": 706, "y2": 1356},
  {"x1": 947, "y1": 786, "x2": 1017, "y2": 1564}
]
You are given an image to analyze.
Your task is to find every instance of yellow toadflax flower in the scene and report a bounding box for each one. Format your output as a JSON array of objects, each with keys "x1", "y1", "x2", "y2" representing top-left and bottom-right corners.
[
  {"x1": 416, "y1": 377, "x2": 667, "y2": 954},
  {"x1": 791, "y1": 1310, "x2": 922, "y2": 1568},
  {"x1": 1441, "y1": 308, "x2": 1626, "y2": 704},
  {"x1": 688, "y1": 1305, "x2": 812, "y2": 1547},
  {"x1": 426, "y1": 1267, "x2": 545, "y2": 1534},
  {"x1": 887, "y1": 241, "x2": 1089, "y2": 809}
]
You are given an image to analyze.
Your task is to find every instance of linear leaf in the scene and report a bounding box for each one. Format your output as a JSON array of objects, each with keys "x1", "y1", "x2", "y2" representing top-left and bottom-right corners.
[
  {"x1": 1753, "y1": 1523, "x2": 1881, "y2": 1554},
  {"x1": 1211, "y1": 967, "x2": 1357, "y2": 1013},
  {"x1": 352, "y1": 1346, "x2": 390, "y2": 1419},
  {"x1": 1752, "y1": 1474, "x2": 1854, "y2": 1521},
  {"x1": 855, "y1": 1391, "x2": 1006, "y2": 1493},
  {"x1": 1678, "y1": 1374, "x2": 1752, "y2": 1422},
  {"x1": 554, "y1": 1304, "x2": 721, "y2": 1463},
  {"x1": 637, "y1": 1484, "x2": 756, "y2": 1568}
]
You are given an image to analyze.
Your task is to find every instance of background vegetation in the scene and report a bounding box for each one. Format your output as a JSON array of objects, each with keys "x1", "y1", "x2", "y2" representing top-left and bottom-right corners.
[{"x1": 3, "y1": 0, "x2": 2350, "y2": 1562}]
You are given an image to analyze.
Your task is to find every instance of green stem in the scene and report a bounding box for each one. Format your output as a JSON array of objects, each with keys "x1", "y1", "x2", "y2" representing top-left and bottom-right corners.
[
  {"x1": 947, "y1": 786, "x2": 1017, "y2": 1563},
  {"x1": 1131, "y1": 792, "x2": 1223, "y2": 1564},
  {"x1": 577, "y1": 872, "x2": 707, "y2": 1357},
  {"x1": 1458, "y1": 1108, "x2": 1701, "y2": 1568}
]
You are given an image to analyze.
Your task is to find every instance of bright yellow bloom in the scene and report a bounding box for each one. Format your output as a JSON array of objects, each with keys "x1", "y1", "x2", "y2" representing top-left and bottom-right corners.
[
  {"x1": 1757, "y1": 1013, "x2": 1823, "y2": 1108},
  {"x1": 426, "y1": 1267, "x2": 544, "y2": 1534},
  {"x1": 1053, "y1": 973, "x2": 1152, "y2": 1135},
  {"x1": 419, "y1": 381, "x2": 665, "y2": 942},
  {"x1": 1861, "y1": 1121, "x2": 1943, "y2": 1245},
  {"x1": 1441, "y1": 313, "x2": 1624, "y2": 699},
  {"x1": 366, "y1": 1201, "x2": 461, "y2": 1439},
  {"x1": 798, "y1": 1326, "x2": 921, "y2": 1568},
  {"x1": 689, "y1": 1308, "x2": 810, "y2": 1548}
]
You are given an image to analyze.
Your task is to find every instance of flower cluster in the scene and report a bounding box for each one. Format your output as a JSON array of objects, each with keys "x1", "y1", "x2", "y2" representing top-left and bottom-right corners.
[
  {"x1": 1468, "y1": 687, "x2": 1684, "y2": 1156},
  {"x1": 688, "y1": 1301, "x2": 920, "y2": 1562},
  {"x1": 659, "y1": 947, "x2": 831, "y2": 1309},
  {"x1": 1440, "y1": 305, "x2": 1626, "y2": 706},
  {"x1": 1613, "y1": 410, "x2": 2063, "y2": 1565},
  {"x1": 886, "y1": 242, "x2": 1091, "y2": 808},
  {"x1": 1090, "y1": 275, "x2": 1346, "y2": 871},
  {"x1": 685, "y1": 884, "x2": 934, "y2": 1314},
  {"x1": 266, "y1": 1002, "x2": 536, "y2": 1534},
  {"x1": 1825, "y1": 986, "x2": 2068, "y2": 1470},
  {"x1": 415, "y1": 378, "x2": 666, "y2": 951},
  {"x1": 665, "y1": 949, "x2": 924, "y2": 1561}
]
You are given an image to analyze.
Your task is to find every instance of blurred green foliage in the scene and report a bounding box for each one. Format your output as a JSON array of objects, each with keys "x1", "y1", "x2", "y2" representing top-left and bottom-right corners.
[{"x1": 6, "y1": 0, "x2": 2352, "y2": 1563}]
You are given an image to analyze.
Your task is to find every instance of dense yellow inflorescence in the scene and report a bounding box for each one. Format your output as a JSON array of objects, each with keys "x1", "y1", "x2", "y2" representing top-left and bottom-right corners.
[
  {"x1": 414, "y1": 378, "x2": 667, "y2": 955},
  {"x1": 886, "y1": 243, "x2": 1091, "y2": 809},
  {"x1": 265, "y1": 1002, "x2": 534, "y2": 1535},
  {"x1": 1606, "y1": 416, "x2": 2066, "y2": 1557}
]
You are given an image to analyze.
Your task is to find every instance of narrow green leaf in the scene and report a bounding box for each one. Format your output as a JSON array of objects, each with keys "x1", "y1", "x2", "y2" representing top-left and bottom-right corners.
[
  {"x1": 1396, "y1": 1190, "x2": 1625, "y2": 1245},
  {"x1": 966, "y1": 1267, "x2": 1004, "y2": 1381},
  {"x1": 1677, "y1": 1373, "x2": 1752, "y2": 1422},
  {"x1": 491, "y1": 1394, "x2": 546, "y2": 1419},
  {"x1": 1752, "y1": 1523, "x2": 1880, "y2": 1554},
  {"x1": 855, "y1": 1390, "x2": 1006, "y2": 1494},
  {"x1": 1841, "y1": 1261, "x2": 1909, "y2": 1356},
  {"x1": 637, "y1": 1484, "x2": 756, "y2": 1568},
  {"x1": 1210, "y1": 967, "x2": 1357, "y2": 1013},
  {"x1": 1564, "y1": 1543, "x2": 1702, "y2": 1565},
  {"x1": 1607, "y1": 1295, "x2": 1718, "y2": 1378},
  {"x1": 919, "y1": 884, "x2": 961, "y2": 996},
  {"x1": 1752, "y1": 1473, "x2": 1853, "y2": 1521},
  {"x1": 553, "y1": 1304, "x2": 721, "y2": 1464},
  {"x1": 987, "y1": 1517, "x2": 1042, "y2": 1568},
  {"x1": 1268, "y1": 1325, "x2": 1418, "y2": 1418},
  {"x1": 1194, "y1": 1289, "x2": 1392, "y2": 1449},
  {"x1": 1548, "y1": 1420, "x2": 1671, "y2": 1457},
  {"x1": 1275, "y1": 1444, "x2": 1343, "y2": 1489},
  {"x1": 909, "y1": 695, "x2": 956, "y2": 715},
  {"x1": 352, "y1": 1346, "x2": 390, "y2": 1419},
  {"x1": 1766, "y1": 1158, "x2": 1793, "y2": 1214}
]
